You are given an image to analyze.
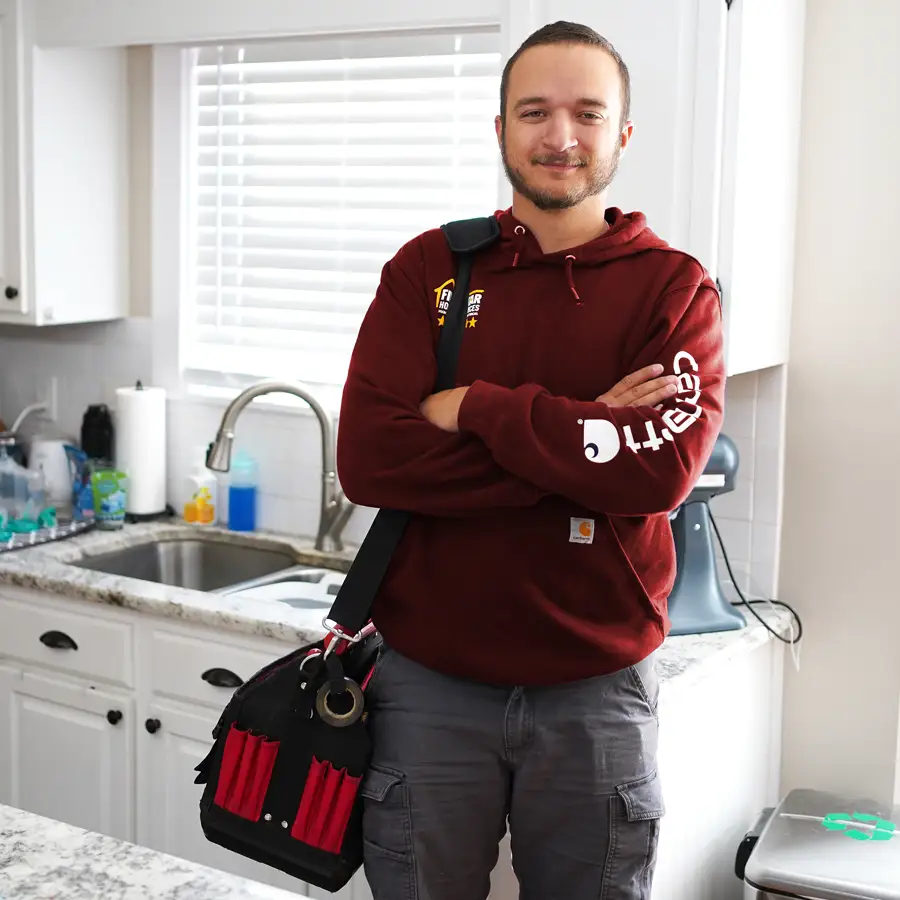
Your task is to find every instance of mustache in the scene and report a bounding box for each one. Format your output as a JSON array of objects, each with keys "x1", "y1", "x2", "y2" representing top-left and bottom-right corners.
[{"x1": 531, "y1": 154, "x2": 587, "y2": 167}]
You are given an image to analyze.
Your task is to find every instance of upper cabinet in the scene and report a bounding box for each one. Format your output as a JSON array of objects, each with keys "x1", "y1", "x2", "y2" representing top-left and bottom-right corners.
[
  {"x1": 546, "y1": 0, "x2": 806, "y2": 376},
  {"x1": 0, "y1": 0, "x2": 128, "y2": 326}
]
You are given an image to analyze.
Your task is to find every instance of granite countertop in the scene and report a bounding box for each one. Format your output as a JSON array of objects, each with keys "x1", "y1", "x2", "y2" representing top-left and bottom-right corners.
[
  {"x1": 0, "y1": 520, "x2": 350, "y2": 644},
  {"x1": 0, "y1": 520, "x2": 797, "y2": 686},
  {"x1": 0, "y1": 802, "x2": 303, "y2": 900}
]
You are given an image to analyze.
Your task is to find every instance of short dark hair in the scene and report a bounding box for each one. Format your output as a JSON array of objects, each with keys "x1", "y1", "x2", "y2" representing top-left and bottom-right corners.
[{"x1": 499, "y1": 21, "x2": 631, "y2": 130}]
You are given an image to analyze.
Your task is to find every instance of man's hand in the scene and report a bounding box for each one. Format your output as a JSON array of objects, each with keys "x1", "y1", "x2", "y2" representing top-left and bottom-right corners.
[
  {"x1": 597, "y1": 364, "x2": 678, "y2": 408},
  {"x1": 420, "y1": 386, "x2": 470, "y2": 433}
]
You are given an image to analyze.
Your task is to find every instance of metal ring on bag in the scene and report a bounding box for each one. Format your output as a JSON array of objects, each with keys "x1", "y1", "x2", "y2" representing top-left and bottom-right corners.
[{"x1": 316, "y1": 678, "x2": 364, "y2": 728}]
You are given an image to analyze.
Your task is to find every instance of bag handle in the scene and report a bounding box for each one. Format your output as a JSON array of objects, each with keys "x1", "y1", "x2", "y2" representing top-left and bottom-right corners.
[{"x1": 325, "y1": 216, "x2": 501, "y2": 639}]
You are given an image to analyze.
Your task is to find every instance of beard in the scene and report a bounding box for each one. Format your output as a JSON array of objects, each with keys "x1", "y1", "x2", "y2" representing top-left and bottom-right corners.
[{"x1": 500, "y1": 126, "x2": 622, "y2": 212}]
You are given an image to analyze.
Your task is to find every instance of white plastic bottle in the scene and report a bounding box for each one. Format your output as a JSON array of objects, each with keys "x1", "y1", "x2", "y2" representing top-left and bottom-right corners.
[{"x1": 183, "y1": 446, "x2": 218, "y2": 526}]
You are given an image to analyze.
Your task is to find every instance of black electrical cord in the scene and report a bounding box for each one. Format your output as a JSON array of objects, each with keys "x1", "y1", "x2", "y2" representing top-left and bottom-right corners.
[{"x1": 697, "y1": 500, "x2": 803, "y2": 645}]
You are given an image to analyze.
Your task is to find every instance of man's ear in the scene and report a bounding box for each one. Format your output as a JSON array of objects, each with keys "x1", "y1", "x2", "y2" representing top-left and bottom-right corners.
[
  {"x1": 494, "y1": 115, "x2": 503, "y2": 148},
  {"x1": 619, "y1": 121, "x2": 634, "y2": 156}
]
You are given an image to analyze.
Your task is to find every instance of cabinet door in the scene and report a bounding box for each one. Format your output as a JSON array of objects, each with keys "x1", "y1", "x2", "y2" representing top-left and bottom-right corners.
[
  {"x1": 717, "y1": 0, "x2": 806, "y2": 375},
  {"x1": 0, "y1": 0, "x2": 25, "y2": 318},
  {"x1": 7, "y1": 669, "x2": 134, "y2": 840},
  {"x1": 141, "y1": 700, "x2": 340, "y2": 897},
  {"x1": 0, "y1": 663, "x2": 20, "y2": 806},
  {"x1": 541, "y1": 0, "x2": 722, "y2": 267}
]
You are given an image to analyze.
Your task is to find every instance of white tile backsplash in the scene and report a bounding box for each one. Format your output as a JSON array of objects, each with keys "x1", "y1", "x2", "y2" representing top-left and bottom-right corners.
[
  {"x1": 0, "y1": 322, "x2": 785, "y2": 595},
  {"x1": 711, "y1": 366, "x2": 785, "y2": 603}
]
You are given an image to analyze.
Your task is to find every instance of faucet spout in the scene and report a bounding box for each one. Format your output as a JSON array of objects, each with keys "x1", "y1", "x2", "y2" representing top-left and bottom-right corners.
[{"x1": 207, "y1": 380, "x2": 355, "y2": 553}]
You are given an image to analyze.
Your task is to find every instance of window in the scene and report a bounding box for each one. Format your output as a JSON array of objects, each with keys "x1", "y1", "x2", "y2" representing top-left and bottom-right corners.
[{"x1": 182, "y1": 28, "x2": 502, "y2": 390}]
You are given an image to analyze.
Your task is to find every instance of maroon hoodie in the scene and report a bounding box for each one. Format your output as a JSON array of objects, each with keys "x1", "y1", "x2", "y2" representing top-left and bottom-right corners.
[{"x1": 337, "y1": 207, "x2": 725, "y2": 685}]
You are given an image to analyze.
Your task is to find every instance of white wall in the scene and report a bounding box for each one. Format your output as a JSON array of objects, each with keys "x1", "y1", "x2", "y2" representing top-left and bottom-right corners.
[{"x1": 779, "y1": 0, "x2": 900, "y2": 805}]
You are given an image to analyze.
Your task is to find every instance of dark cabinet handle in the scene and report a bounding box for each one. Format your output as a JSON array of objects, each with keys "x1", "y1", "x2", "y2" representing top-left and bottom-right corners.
[
  {"x1": 107, "y1": 710, "x2": 123, "y2": 725},
  {"x1": 39, "y1": 630, "x2": 78, "y2": 651},
  {"x1": 145, "y1": 718, "x2": 161, "y2": 734},
  {"x1": 4, "y1": 286, "x2": 18, "y2": 300},
  {"x1": 202, "y1": 667, "x2": 243, "y2": 689}
]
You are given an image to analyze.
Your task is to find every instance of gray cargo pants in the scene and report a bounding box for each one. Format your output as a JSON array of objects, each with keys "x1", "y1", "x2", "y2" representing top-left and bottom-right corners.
[{"x1": 360, "y1": 643, "x2": 664, "y2": 900}]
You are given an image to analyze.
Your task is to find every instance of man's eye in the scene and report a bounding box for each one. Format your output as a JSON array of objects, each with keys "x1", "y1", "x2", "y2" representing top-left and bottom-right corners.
[
  {"x1": 521, "y1": 110, "x2": 545, "y2": 118},
  {"x1": 579, "y1": 112, "x2": 603, "y2": 120}
]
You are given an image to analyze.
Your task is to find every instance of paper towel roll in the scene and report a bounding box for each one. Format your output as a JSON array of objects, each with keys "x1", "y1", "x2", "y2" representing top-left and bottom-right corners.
[{"x1": 115, "y1": 383, "x2": 167, "y2": 515}]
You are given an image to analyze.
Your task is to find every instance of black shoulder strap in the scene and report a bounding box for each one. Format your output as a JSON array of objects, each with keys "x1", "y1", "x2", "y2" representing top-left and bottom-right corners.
[
  {"x1": 326, "y1": 217, "x2": 500, "y2": 637},
  {"x1": 434, "y1": 216, "x2": 500, "y2": 392}
]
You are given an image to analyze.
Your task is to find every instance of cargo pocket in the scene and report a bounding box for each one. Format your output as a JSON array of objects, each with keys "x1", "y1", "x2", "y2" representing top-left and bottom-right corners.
[
  {"x1": 360, "y1": 765, "x2": 416, "y2": 900},
  {"x1": 601, "y1": 768, "x2": 665, "y2": 900}
]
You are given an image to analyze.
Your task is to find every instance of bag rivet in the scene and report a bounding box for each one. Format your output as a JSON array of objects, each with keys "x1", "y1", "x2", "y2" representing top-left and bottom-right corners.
[
  {"x1": 264, "y1": 813, "x2": 272, "y2": 822},
  {"x1": 281, "y1": 821, "x2": 289, "y2": 828}
]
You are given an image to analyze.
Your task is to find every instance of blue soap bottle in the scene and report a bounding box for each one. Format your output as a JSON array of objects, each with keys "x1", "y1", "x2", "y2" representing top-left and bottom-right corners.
[{"x1": 228, "y1": 450, "x2": 258, "y2": 532}]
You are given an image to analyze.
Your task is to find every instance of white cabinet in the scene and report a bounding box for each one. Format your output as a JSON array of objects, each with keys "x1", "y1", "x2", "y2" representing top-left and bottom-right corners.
[
  {"x1": 0, "y1": 668, "x2": 134, "y2": 839},
  {"x1": 0, "y1": 0, "x2": 127, "y2": 326},
  {"x1": 139, "y1": 699, "x2": 316, "y2": 894},
  {"x1": 137, "y1": 627, "x2": 372, "y2": 899},
  {"x1": 0, "y1": 664, "x2": 18, "y2": 805},
  {"x1": 716, "y1": 0, "x2": 806, "y2": 376},
  {"x1": 0, "y1": 586, "x2": 373, "y2": 899},
  {"x1": 0, "y1": 0, "x2": 25, "y2": 317}
]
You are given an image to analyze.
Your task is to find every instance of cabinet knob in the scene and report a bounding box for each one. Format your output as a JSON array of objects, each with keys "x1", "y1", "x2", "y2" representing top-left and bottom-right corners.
[
  {"x1": 4, "y1": 286, "x2": 18, "y2": 300},
  {"x1": 39, "y1": 630, "x2": 78, "y2": 651},
  {"x1": 145, "y1": 718, "x2": 161, "y2": 735},
  {"x1": 107, "y1": 709, "x2": 123, "y2": 725}
]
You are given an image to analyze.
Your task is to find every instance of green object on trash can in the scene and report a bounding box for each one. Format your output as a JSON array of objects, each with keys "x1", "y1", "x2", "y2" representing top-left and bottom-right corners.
[{"x1": 822, "y1": 811, "x2": 896, "y2": 842}]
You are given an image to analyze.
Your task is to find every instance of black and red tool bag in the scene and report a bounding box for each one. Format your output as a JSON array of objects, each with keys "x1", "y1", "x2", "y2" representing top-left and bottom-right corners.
[{"x1": 193, "y1": 215, "x2": 501, "y2": 893}]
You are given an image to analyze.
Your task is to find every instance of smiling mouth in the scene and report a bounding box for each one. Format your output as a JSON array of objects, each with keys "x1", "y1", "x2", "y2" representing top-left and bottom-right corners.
[{"x1": 534, "y1": 159, "x2": 583, "y2": 171}]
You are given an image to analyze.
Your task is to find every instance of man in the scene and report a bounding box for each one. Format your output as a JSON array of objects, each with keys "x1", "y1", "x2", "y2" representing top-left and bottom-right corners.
[{"x1": 337, "y1": 20, "x2": 725, "y2": 900}]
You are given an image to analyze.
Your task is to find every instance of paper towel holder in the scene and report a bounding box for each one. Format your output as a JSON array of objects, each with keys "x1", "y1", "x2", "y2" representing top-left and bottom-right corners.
[{"x1": 115, "y1": 379, "x2": 174, "y2": 523}]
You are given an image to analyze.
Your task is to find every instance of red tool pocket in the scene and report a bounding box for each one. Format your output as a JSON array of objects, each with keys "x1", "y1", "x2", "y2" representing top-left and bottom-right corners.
[
  {"x1": 213, "y1": 724, "x2": 280, "y2": 821},
  {"x1": 291, "y1": 756, "x2": 361, "y2": 854}
]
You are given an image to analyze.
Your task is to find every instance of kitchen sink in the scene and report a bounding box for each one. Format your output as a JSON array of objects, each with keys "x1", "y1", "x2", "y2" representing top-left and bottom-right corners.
[{"x1": 71, "y1": 538, "x2": 299, "y2": 593}]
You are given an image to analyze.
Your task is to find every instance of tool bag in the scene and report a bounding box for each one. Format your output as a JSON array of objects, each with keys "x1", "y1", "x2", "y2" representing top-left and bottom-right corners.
[{"x1": 193, "y1": 215, "x2": 501, "y2": 893}]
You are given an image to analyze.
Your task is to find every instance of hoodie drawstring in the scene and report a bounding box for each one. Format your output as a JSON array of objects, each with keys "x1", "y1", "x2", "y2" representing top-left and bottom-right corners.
[
  {"x1": 512, "y1": 224, "x2": 526, "y2": 267},
  {"x1": 565, "y1": 254, "x2": 582, "y2": 305}
]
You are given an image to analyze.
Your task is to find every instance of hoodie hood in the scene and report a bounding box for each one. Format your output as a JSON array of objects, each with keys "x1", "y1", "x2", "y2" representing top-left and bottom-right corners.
[{"x1": 492, "y1": 206, "x2": 672, "y2": 304}]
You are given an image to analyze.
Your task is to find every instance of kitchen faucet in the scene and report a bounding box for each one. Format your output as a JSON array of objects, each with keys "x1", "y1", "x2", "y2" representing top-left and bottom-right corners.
[{"x1": 206, "y1": 380, "x2": 355, "y2": 553}]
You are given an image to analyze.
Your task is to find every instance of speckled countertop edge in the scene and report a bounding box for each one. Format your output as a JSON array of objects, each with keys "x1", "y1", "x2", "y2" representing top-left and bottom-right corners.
[
  {"x1": 0, "y1": 801, "x2": 304, "y2": 900},
  {"x1": 0, "y1": 521, "x2": 353, "y2": 644},
  {"x1": 0, "y1": 520, "x2": 797, "y2": 684}
]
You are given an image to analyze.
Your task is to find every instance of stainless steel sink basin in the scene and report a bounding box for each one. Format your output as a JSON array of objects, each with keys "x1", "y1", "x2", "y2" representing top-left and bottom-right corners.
[{"x1": 72, "y1": 538, "x2": 298, "y2": 593}]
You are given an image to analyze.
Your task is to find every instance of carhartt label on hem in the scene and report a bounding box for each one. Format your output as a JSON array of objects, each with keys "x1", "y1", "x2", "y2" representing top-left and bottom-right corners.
[{"x1": 570, "y1": 518, "x2": 594, "y2": 544}]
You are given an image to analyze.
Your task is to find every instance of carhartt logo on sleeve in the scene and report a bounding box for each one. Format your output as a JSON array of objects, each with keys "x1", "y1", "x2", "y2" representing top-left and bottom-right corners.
[
  {"x1": 580, "y1": 349, "x2": 704, "y2": 463},
  {"x1": 570, "y1": 518, "x2": 594, "y2": 544}
]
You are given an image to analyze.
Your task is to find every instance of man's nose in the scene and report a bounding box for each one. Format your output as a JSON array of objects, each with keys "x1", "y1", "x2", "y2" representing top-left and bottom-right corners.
[{"x1": 542, "y1": 114, "x2": 578, "y2": 153}]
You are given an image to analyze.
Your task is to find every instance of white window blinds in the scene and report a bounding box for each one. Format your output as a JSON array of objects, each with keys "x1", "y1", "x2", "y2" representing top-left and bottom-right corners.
[{"x1": 184, "y1": 28, "x2": 502, "y2": 388}]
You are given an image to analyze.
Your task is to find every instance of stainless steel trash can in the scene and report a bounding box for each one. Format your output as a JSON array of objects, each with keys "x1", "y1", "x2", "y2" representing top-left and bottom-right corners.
[{"x1": 735, "y1": 788, "x2": 900, "y2": 899}]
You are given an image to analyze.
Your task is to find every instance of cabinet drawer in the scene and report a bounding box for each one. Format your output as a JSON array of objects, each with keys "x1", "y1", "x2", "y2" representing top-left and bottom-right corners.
[
  {"x1": 0, "y1": 597, "x2": 133, "y2": 686},
  {"x1": 148, "y1": 631, "x2": 279, "y2": 709}
]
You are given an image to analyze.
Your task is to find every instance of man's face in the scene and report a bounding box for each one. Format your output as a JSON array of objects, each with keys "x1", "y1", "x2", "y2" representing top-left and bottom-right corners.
[{"x1": 496, "y1": 43, "x2": 631, "y2": 211}]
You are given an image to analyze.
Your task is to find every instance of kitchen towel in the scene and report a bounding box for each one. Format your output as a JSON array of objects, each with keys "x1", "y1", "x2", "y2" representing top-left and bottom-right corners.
[{"x1": 115, "y1": 382, "x2": 167, "y2": 515}]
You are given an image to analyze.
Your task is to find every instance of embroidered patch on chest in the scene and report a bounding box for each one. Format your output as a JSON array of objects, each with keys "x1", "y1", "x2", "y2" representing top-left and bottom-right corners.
[{"x1": 569, "y1": 517, "x2": 595, "y2": 544}]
